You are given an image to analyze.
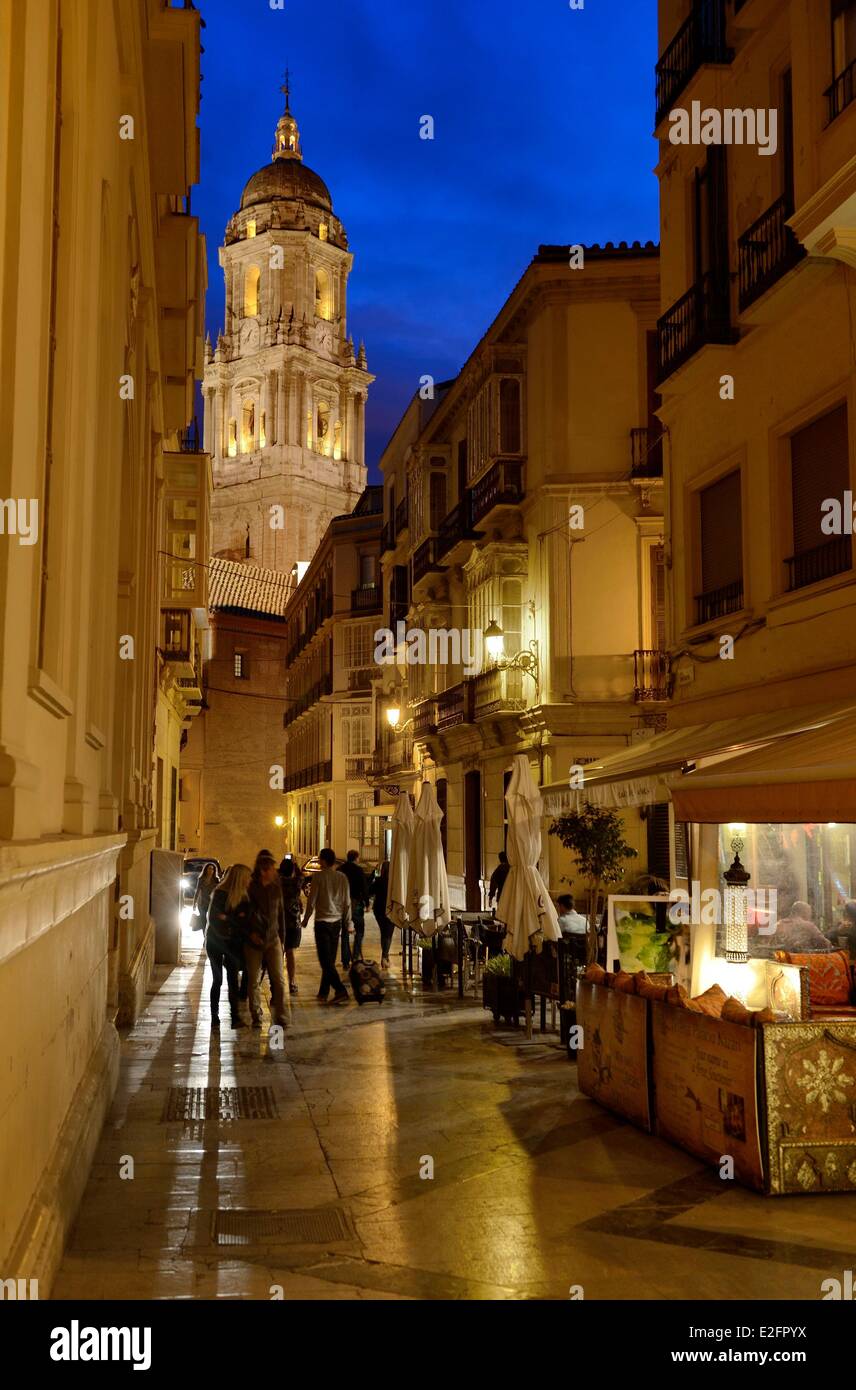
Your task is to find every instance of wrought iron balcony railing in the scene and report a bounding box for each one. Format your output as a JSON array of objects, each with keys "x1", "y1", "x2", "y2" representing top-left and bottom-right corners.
[
  {"x1": 695, "y1": 579, "x2": 744, "y2": 626},
  {"x1": 630, "y1": 427, "x2": 664, "y2": 478},
  {"x1": 411, "y1": 700, "x2": 437, "y2": 738},
  {"x1": 469, "y1": 459, "x2": 524, "y2": 527},
  {"x1": 786, "y1": 536, "x2": 852, "y2": 592},
  {"x1": 826, "y1": 56, "x2": 856, "y2": 126},
  {"x1": 737, "y1": 195, "x2": 805, "y2": 310},
  {"x1": 351, "y1": 583, "x2": 381, "y2": 614},
  {"x1": 657, "y1": 271, "x2": 733, "y2": 381},
  {"x1": 472, "y1": 666, "x2": 526, "y2": 719},
  {"x1": 435, "y1": 496, "x2": 478, "y2": 560},
  {"x1": 436, "y1": 681, "x2": 474, "y2": 729},
  {"x1": 160, "y1": 607, "x2": 194, "y2": 671},
  {"x1": 634, "y1": 649, "x2": 672, "y2": 702},
  {"x1": 655, "y1": 0, "x2": 732, "y2": 128},
  {"x1": 411, "y1": 537, "x2": 443, "y2": 586}
]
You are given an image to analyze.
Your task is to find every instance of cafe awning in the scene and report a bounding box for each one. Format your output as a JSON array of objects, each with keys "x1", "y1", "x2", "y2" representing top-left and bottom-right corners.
[
  {"x1": 669, "y1": 710, "x2": 856, "y2": 823},
  {"x1": 540, "y1": 701, "x2": 856, "y2": 817}
]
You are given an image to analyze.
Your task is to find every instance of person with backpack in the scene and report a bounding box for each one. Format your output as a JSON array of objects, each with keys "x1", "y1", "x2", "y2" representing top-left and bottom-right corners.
[
  {"x1": 303, "y1": 848, "x2": 351, "y2": 1005},
  {"x1": 205, "y1": 864, "x2": 251, "y2": 1029},
  {"x1": 338, "y1": 850, "x2": 369, "y2": 967},
  {"x1": 242, "y1": 850, "x2": 288, "y2": 1029},
  {"x1": 278, "y1": 856, "x2": 303, "y2": 994}
]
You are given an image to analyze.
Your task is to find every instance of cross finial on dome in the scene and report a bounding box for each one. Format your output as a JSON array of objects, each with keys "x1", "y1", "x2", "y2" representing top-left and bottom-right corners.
[{"x1": 272, "y1": 69, "x2": 302, "y2": 162}]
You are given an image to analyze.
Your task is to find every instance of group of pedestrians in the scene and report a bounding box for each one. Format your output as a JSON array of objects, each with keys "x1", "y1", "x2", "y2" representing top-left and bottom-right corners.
[{"x1": 192, "y1": 848, "x2": 396, "y2": 1028}]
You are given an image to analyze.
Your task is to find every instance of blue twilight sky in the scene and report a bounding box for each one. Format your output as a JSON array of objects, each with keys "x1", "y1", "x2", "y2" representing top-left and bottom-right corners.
[{"x1": 195, "y1": 0, "x2": 660, "y2": 477}]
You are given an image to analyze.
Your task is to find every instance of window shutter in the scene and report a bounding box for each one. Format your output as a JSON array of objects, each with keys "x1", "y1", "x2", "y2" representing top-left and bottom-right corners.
[
  {"x1": 700, "y1": 471, "x2": 742, "y2": 592},
  {"x1": 646, "y1": 804, "x2": 671, "y2": 883},
  {"x1": 791, "y1": 404, "x2": 849, "y2": 554}
]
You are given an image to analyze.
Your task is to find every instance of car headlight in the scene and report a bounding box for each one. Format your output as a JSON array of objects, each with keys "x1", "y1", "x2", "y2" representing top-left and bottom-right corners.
[{"x1": 181, "y1": 877, "x2": 189, "y2": 890}]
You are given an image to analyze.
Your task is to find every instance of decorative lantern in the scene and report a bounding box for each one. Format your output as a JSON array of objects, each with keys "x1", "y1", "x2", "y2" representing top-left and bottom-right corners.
[
  {"x1": 484, "y1": 619, "x2": 505, "y2": 661},
  {"x1": 723, "y1": 837, "x2": 750, "y2": 964}
]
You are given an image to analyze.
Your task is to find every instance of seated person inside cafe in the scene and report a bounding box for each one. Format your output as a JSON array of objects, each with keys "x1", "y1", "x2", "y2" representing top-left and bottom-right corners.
[
  {"x1": 556, "y1": 894, "x2": 588, "y2": 937},
  {"x1": 769, "y1": 900, "x2": 833, "y2": 954}
]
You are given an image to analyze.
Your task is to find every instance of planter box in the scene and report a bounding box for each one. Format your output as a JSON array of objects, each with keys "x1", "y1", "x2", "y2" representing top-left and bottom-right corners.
[{"x1": 483, "y1": 971, "x2": 522, "y2": 1026}]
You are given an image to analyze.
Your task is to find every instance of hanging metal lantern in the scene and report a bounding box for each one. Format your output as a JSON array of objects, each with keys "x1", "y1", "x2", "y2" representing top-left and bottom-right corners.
[{"x1": 723, "y1": 837, "x2": 750, "y2": 964}]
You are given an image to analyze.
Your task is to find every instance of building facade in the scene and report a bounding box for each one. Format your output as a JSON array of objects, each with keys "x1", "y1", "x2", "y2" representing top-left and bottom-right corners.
[
  {"x1": 182, "y1": 558, "x2": 291, "y2": 869},
  {"x1": 203, "y1": 82, "x2": 373, "y2": 575},
  {"x1": 374, "y1": 244, "x2": 666, "y2": 907},
  {"x1": 0, "y1": 0, "x2": 205, "y2": 1289},
  {"x1": 282, "y1": 488, "x2": 384, "y2": 862}
]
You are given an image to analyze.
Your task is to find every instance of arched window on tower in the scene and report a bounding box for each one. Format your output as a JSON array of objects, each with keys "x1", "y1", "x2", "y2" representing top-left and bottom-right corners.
[
  {"x1": 228, "y1": 419, "x2": 238, "y2": 458},
  {"x1": 316, "y1": 400, "x2": 331, "y2": 455},
  {"x1": 315, "y1": 268, "x2": 332, "y2": 321},
  {"x1": 241, "y1": 400, "x2": 256, "y2": 454},
  {"x1": 244, "y1": 265, "x2": 261, "y2": 318},
  {"x1": 260, "y1": 411, "x2": 267, "y2": 449}
]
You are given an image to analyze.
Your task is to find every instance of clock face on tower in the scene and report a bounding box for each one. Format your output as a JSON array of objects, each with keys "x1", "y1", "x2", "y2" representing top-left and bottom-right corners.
[
  {"x1": 315, "y1": 321, "x2": 333, "y2": 354},
  {"x1": 240, "y1": 321, "x2": 260, "y2": 353}
]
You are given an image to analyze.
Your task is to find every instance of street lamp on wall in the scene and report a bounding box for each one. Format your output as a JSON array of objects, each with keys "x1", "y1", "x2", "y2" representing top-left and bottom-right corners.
[
  {"x1": 386, "y1": 704, "x2": 401, "y2": 730},
  {"x1": 482, "y1": 619, "x2": 540, "y2": 698}
]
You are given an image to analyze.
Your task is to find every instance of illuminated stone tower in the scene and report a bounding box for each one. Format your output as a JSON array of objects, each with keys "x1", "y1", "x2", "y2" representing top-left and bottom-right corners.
[{"x1": 203, "y1": 76, "x2": 373, "y2": 574}]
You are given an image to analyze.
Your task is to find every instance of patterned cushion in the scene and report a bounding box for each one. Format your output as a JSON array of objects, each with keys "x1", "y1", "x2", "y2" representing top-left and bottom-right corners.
[
  {"x1": 665, "y1": 983, "x2": 702, "y2": 1011},
  {"x1": 635, "y1": 971, "x2": 669, "y2": 1002},
  {"x1": 721, "y1": 996, "x2": 752, "y2": 1026},
  {"x1": 691, "y1": 983, "x2": 728, "y2": 1018},
  {"x1": 778, "y1": 949, "x2": 852, "y2": 1006},
  {"x1": 583, "y1": 963, "x2": 606, "y2": 985},
  {"x1": 613, "y1": 970, "x2": 637, "y2": 994}
]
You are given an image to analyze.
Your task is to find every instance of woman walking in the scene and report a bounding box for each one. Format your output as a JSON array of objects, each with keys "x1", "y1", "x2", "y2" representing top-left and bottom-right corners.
[
  {"x1": 373, "y1": 860, "x2": 395, "y2": 972},
  {"x1": 205, "y1": 864, "x2": 251, "y2": 1029},
  {"x1": 192, "y1": 862, "x2": 219, "y2": 934},
  {"x1": 278, "y1": 857, "x2": 303, "y2": 994}
]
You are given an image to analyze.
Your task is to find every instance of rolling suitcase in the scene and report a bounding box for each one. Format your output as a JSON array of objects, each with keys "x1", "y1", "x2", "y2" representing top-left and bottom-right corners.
[{"x1": 349, "y1": 959, "x2": 386, "y2": 1005}]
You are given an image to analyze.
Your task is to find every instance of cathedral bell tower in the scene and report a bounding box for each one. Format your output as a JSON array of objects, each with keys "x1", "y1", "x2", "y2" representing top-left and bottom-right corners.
[{"x1": 203, "y1": 75, "x2": 373, "y2": 573}]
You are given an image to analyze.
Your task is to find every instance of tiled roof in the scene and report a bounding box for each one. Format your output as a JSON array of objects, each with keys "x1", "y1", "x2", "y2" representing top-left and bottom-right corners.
[{"x1": 208, "y1": 557, "x2": 292, "y2": 617}]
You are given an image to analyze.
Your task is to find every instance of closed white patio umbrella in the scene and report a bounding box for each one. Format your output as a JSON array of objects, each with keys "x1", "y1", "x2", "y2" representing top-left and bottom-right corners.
[
  {"x1": 388, "y1": 790, "x2": 415, "y2": 930},
  {"x1": 406, "y1": 780, "x2": 451, "y2": 934},
  {"x1": 497, "y1": 753, "x2": 560, "y2": 960}
]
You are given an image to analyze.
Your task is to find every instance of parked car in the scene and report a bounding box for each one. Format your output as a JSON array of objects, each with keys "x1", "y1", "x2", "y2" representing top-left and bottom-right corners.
[{"x1": 181, "y1": 856, "x2": 222, "y2": 904}]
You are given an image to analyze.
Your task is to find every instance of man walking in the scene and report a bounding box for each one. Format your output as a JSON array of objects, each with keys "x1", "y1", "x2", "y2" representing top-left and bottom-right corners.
[
  {"x1": 488, "y1": 851, "x2": 510, "y2": 908},
  {"x1": 339, "y1": 849, "x2": 369, "y2": 967},
  {"x1": 245, "y1": 850, "x2": 289, "y2": 1029},
  {"x1": 303, "y1": 848, "x2": 352, "y2": 1005}
]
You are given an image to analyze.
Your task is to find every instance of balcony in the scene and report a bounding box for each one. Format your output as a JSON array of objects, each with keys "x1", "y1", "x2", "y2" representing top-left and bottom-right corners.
[
  {"x1": 347, "y1": 667, "x2": 375, "y2": 692},
  {"x1": 738, "y1": 195, "x2": 806, "y2": 311},
  {"x1": 371, "y1": 730, "x2": 414, "y2": 776},
  {"x1": 345, "y1": 755, "x2": 371, "y2": 780},
  {"x1": 159, "y1": 607, "x2": 195, "y2": 677},
  {"x1": 655, "y1": 0, "x2": 731, "y2": 128},
  {"x1": 634, "y1": 649, "x2": 672, "y2": 702},
  {"x1": 412, "y1": 700, "x2": 437, "y2": 738},
  {"x1": 381, "y1": 518, "x2": 395, "y2": 555},
  {"x1": 436, "y1": 682, "x2": 474, "y2": 730},
  {"x1": 411, "y1": 537, "x2": 444, "y2": 586},
  {"x1": 435, "y1": 497, "x2": 479, "y2": 561},
  {"x1": 283, "y1": 760, "x2": 333, "y2": 794},
  {"x1": 630, "y1": 427, "x2": 663, "y2": 479},
  {"x1": 695, "y1": 579, "x2": 744, "y2": 626},
  {"x1": 469, "y1": 459, "x2": 525, "y2": 527},
  {"x1": 786, "y1": 536, "x2": 853, "y2": 593},
  {"x1": 472, "y1": 666, "x2": 526, "y2": 719},
  {"x1": 395, "y1": 497, "x2": 409, "y2": 535},
  {"x1": 351, "y1": 583, "x2": 381, "y2": 614},
  {"x1": 826, "y1": 57, "x2": 856, "y2": 126},
  {"x1": 283, "y1": 672, "x2": 333, "y2": 728},
  {"x1": 657, "y1": 271, "x2": 733, "y2": 381}
]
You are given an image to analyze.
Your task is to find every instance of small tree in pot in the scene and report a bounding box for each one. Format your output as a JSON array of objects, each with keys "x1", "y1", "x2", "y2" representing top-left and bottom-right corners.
[{"x1": 549, "y1": 802, "x2": 638, "y2": 964}]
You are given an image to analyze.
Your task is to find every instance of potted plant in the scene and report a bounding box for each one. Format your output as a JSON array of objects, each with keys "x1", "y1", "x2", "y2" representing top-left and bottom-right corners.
[
  {"x1": 482, "y1": 954, "x2": 521, "y2": 1026},
  {"x1": 548, "y1": 801, "x2": 638, "y2": 964}
]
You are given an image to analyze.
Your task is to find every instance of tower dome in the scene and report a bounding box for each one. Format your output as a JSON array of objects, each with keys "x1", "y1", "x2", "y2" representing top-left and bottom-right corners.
[{"x1": 239, "y1": 72, "x2": 332, "y2": 215}]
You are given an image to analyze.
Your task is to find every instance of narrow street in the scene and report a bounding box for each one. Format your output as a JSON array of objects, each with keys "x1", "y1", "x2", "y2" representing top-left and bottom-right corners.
[{"x1": 52, "y1": 919, "x2": 852, "y2": 1302}]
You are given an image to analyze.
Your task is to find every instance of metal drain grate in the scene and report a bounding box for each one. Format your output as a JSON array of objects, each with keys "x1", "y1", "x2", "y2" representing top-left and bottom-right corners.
[
  {"x1": 211, "y1": 1208, "x2": 354, "y2": 1246},
  {"x1": 162, "y1": 1086, "x2": 278, "y2": 1123}
]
